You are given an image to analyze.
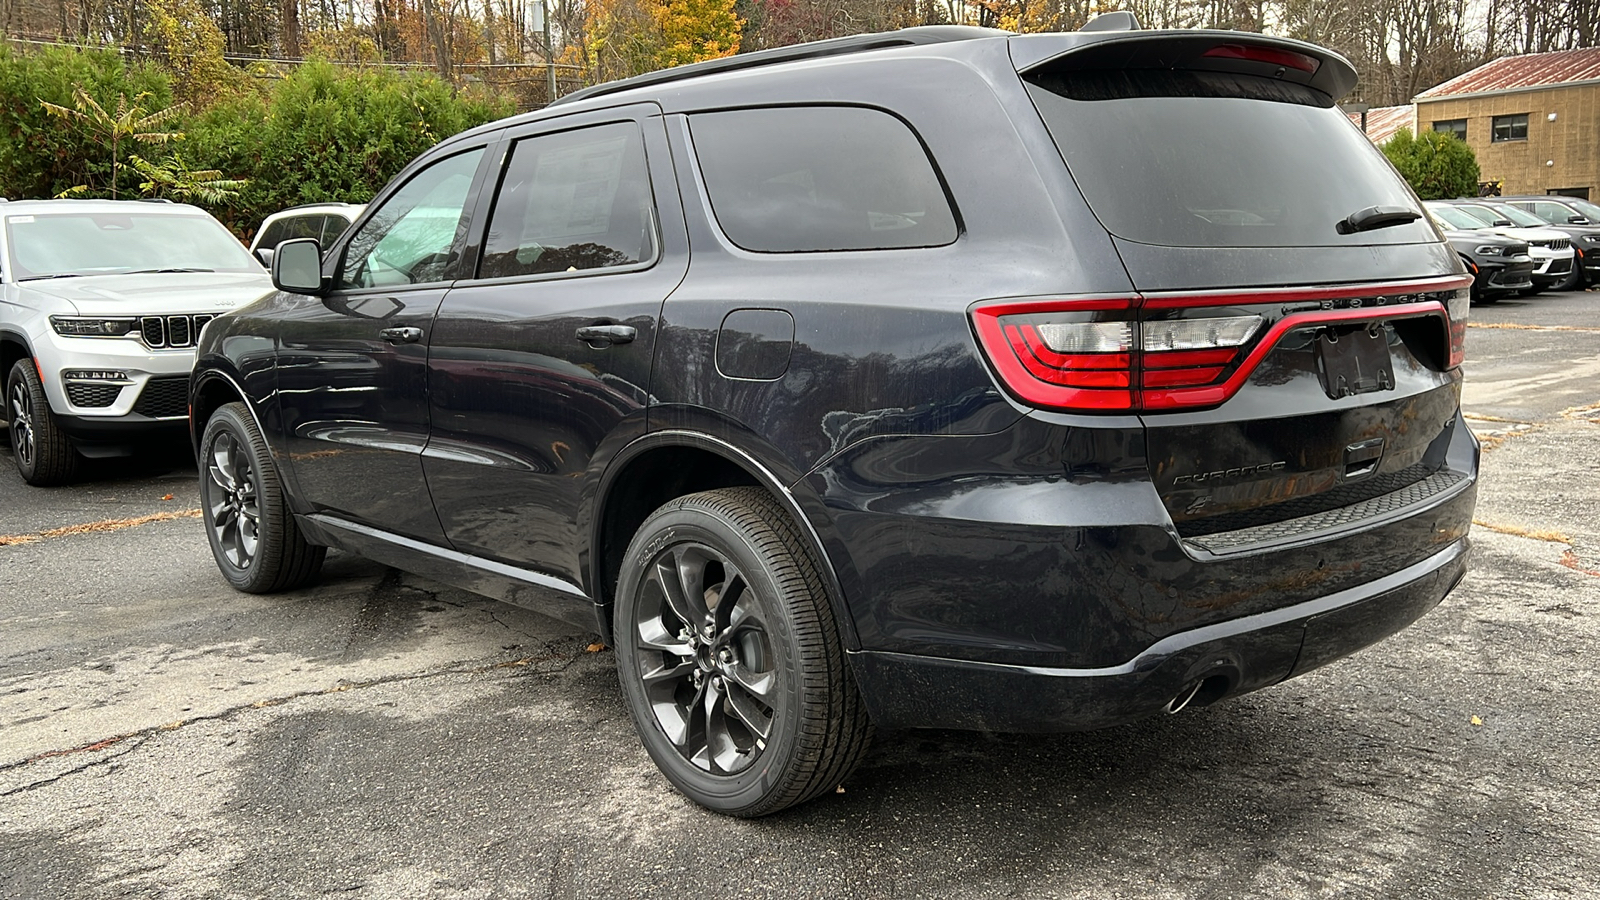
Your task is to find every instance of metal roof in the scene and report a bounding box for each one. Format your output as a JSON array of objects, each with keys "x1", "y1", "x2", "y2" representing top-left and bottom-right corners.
[
  {"x1": 1347, "y1": 104, "x2": 1414, "y2": 144},
  {"x1": 1416, "y1": 47, "x2": 1600, "y2": 99}
]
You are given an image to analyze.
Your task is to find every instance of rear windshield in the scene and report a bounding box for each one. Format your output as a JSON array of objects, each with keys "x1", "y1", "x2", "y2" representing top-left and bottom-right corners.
[
  {"x1": 1430, "y1": 205, "x2": 1488, "y2": 231},
  {"x1": 1023, "y1": 69, "x2": 1435, "y2": 248},
  {"x1": 1483, "y1": 204, "x2": 1550, "y2": 228}
]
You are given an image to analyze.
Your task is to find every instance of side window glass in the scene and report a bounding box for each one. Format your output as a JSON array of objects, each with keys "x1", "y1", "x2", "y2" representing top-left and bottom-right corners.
[
  {"x1": 284, "y1": 215, "x2": 324, "y2": 242},
  {"x1": 479, "y1": 122, "x2": 657, "y2": 279},
  {"x1": 340, "y1": 148, "x2": 484, "y2": 290},
  {"x1": 256, "y1": 218, "x2": 289, "y2": 249},
  {"x1": 320, "y1": 215, "x2": 352, "y2": 246},
  {"x1": 1533, "y1": 202, "x2": 1567, "y2": 222},
  {"x1": 688, "y1": 106, "x2": 958, "y2": 252}
]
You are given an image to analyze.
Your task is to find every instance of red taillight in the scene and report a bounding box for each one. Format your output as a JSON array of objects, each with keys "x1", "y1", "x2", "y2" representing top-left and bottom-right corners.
[
  {"x1": 972, "y1": 278, "x2": 1472, "y2": 413},
  {"x1": 1202, "y1": 43, "x2": 1320, "y2": 74},
  {"x1": 1446, "y1": 285, "x2": 1470, "y2": 369},
  {"x1": 972, "y1": 298, "x2": 1137, "y2": 410}
]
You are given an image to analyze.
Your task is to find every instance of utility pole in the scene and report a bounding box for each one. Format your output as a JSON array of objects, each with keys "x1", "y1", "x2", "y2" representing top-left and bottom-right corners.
[{"x1": 542, "y1": 0, "x2": 556, "y2": 104}]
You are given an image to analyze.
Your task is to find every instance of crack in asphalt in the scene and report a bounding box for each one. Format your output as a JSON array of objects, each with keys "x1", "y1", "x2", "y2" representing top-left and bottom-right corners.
[
  {"x1": 0, "y1": 734, "x2": 152, "y2": 797},
  {"x1": 0, "y1": 642, "x2": 593, "y2": 796}
]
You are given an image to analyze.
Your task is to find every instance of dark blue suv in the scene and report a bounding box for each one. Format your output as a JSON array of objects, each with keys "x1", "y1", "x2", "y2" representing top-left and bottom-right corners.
[{"x1": 190, "y1": 17, "x2": 1479, "y2": 816}]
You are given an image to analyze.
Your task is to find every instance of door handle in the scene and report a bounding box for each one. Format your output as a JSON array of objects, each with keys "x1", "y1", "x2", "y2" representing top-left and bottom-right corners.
[
  {"x1": 379, "y1": 326, "x2": 423, "y2": 344},
  {"x1": 576, "y1": 324, "x2": 637, "y2": 345}
]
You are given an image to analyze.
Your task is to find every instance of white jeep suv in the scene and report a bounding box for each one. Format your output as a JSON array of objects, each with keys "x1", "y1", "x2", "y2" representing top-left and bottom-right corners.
[{"x1": 1, "y1": 199, "x2": 273, "y2": 485}]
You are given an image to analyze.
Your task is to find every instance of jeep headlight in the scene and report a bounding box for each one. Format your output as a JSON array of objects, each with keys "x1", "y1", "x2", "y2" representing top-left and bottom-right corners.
[
  {"x1": 50, "y1": 316, "x2": 138, "y2": 337},
  {"x1": 1474, "y1": 245, "x2": 1504, "y2": 256}
]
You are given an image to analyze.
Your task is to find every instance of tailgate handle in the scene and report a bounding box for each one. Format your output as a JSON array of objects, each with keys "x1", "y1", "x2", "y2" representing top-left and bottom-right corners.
[{"x1": 1344, "y1": 438, "x2": 1385, "y2": 480}]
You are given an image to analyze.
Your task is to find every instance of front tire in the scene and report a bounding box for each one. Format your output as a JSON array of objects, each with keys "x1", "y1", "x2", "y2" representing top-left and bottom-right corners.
[
  {"x1": 614, "y1": 487, "x2": 873, "y2": 816},
  {"x1": 200, "y1": 402, "x2": 325, "y2": 593},
  {"x1": 7, "y1": 359, "x2": 81, "y2": 486}
]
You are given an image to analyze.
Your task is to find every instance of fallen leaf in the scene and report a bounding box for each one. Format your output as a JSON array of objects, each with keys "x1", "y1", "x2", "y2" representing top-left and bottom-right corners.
[
  {"x1": 586, "y1": 642, "x2": 607, "y2": 653},
  {"x1": 161, "y1": 493, "x2": 174, "y2": 501},
  {"x1": 1470, "y1": 715, "x2": 1484, "y2": 726}
]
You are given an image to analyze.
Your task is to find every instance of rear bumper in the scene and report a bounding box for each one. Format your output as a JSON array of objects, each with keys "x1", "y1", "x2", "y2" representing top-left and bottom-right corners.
[{"x1": 851, "y1": 538, "x2": 1469, "y2": 732}]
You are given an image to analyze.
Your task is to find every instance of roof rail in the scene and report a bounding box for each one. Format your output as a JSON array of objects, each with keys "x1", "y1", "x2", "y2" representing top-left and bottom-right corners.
[
  {"x1": 552, "y1": 25, "x2": 1010, "y2": 108},
  {"x1": 275, "y1": 201, "x2": 360, "y2": 213}
]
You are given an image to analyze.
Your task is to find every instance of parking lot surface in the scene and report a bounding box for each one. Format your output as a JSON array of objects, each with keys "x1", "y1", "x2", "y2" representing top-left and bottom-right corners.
[{"x1": 3, "y1": 291, "x2": 1598, "y2": 899}]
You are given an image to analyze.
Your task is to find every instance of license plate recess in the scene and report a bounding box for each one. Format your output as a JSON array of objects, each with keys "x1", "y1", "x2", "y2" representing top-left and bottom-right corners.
[{"x1": 1315, "y1": 324, "x2": 1394, "y2": 399}]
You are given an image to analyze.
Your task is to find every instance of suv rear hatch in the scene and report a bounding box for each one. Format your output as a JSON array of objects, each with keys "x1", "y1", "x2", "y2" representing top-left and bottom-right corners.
[{"x1": 980, "y1": 32, "x2": 1474, "y2": 553}]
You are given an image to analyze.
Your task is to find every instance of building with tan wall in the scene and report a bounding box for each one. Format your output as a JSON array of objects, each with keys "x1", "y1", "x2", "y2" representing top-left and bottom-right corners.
[{"x1": 1414, "y1": 48, "x2": 1600, "y2": 200}]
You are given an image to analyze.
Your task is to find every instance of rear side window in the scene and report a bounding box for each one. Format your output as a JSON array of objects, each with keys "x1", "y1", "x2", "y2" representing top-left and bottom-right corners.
[
  {"x1": 258, "y1": 214, "x2": 325, "y2": 249},
  {"x1": 479, "y1": 121, "x2": 657, "y2": 279},
  {"x1": 689, "y1": 106, "x2": 958, "y2": 252},
  {"x1": 1023, "y1": 68, "x2": 1434, "y2": 248}
]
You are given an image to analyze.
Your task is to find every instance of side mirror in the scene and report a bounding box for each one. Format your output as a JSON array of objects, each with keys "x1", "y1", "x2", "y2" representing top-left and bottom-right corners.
[
  {"x1": 1569, "y1": 215, "x2": 1590, "y2": 224},
  {"x1": 272, "y1": 238, "x2": 324, "y2": 295},
  {"x1": 1493, "y1": 219, "x2": 1513, "y2": 226},
  {"x1": 254, "y1": 247, "x2": 275, "y2": 268}
]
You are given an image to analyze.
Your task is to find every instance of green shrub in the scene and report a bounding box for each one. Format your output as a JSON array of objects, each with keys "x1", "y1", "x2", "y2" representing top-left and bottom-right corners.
[
  {"x1": 1381, "y1": 128, "x2": 1482, "y2": 201},
  {"x1": 0, "y1": 46, "x2": 174, "y2": 200},
  {"x1": 1, "y1": 48, "x2": 511, "y2": 237},
  {"x1": 187, "y1": 62, "x2": 512, "y2": 236}
]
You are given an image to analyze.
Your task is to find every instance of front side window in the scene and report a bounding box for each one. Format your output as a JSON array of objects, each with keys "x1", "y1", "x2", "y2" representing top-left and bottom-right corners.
[
  {"x1": 1432, "y1": 119, "x2": 1467, "y2": 141},
  {"x1": 1491, "y1": 114, "x2": 1528, "y2": 142},
  {"x1": 689, "y1": 106, "x2": 958, "y2": 252},
  {"x1": 340, "y1": 148, "x2": 484, "y2": 290},
  {"x1": 478, "y1": 122, "x2": 657, "y2": 279},
  {"x1": 6, "y1": 213, "x2": 260, "y2": 280}
]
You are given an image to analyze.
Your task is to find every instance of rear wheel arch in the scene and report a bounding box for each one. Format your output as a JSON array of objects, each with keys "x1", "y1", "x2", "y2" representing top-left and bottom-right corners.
[{"x1": 589, "y1": 432, "x2": 858, "y2": 651}]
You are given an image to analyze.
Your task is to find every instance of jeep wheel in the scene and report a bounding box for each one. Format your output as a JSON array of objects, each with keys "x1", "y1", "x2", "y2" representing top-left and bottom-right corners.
[
  {"x1": 7, "y1": 359, "x2": 81, "y2": 486},
  {"x1": 614, "y1": 487, "x2": 873, "y2": 816},
  {"x1": 200, "y1": 402, "x2": 325, "y2": 593}
]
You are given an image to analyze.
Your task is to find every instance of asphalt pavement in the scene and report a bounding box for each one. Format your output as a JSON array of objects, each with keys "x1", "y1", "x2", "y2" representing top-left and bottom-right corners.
[{"x1": 1, "y1": 290, "x2": 1597, "y2": 899}]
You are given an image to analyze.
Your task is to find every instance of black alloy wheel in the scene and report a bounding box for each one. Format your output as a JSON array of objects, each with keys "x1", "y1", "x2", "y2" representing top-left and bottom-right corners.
[
  {"x1": 7, "y1": 359, "x2": 80, "y2": 485},
  {"x1": 615, "y1": 487, "x2": 873, "y2": 816},
  {"x1": 200, "y1": 402, "x2": 325, "y2": 593},
  {"x1": 634, "y1": 538, "x2": 781, "y2": 775}
]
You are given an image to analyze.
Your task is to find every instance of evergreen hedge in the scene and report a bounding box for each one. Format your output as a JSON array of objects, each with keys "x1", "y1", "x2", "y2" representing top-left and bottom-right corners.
[{"x1": 0, "y1": 47, "x2": 512, "y2": 238}]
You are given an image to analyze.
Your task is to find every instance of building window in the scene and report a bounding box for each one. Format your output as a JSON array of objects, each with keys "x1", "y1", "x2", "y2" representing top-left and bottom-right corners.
[
  {"x1": 1433, "y1": 119, "x2": 1467, "y2": 141},
  {"x1": 1491, "y1": 114, "x2": 1528, "y2": 142}
]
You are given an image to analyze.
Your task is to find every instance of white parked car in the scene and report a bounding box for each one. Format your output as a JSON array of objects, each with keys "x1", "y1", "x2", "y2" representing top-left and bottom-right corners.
[
  {"x1": 1432, "y1": 200, "x2": 1578, "y2": 294},
  {"x1": 0, "y1": 199, "x2": 273, "y2": 485},
  {"x1": 247, "y1": 202, "x2": 364, "y2": 268}
]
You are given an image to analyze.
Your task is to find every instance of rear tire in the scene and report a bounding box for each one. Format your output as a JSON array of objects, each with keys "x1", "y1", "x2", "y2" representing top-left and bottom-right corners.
[
  {"x1": 7, "y1": 359, "x2": 81, "y2": 486},
  {"x1": 614, "y1": 486, "x2": 873, "y2": 816},
  {"x1": 200, "y1": 402, "x2": 325, "y2": 593}
]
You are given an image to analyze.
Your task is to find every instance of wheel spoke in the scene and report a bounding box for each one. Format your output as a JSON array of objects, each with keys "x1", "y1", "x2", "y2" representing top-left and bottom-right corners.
[
  {"x1": 636, "y1": 617, "x2": 694, "y2": 656},
  {"x1": 727, "y1": 661, "x2": 776, "y2": 703},
  {"x1": 210, "y1": 441, "x2": 237, "y2": 490},
  {"x1": 704, "y1": 679, "x2": 748, "y2": 772},
  {"x1": 641, "y1": 657, "x2": 696, "y2": 688},
  {"x1": 723, "y1": 677, "x2": 773, "y2": 742},
  {"x1": 653, "y1": 550, "x2": 703, "y2": 629},
  {"x1": 712, "y1": 570, "x2": 747, "y2": 631}
]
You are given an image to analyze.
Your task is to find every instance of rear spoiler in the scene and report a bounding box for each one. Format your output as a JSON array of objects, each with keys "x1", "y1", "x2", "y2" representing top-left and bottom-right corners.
[{"x1": 1010, "y1": 31, "x2": 1359, "y2": 101}]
